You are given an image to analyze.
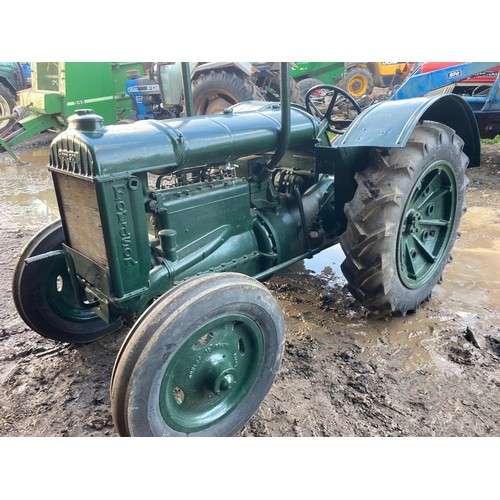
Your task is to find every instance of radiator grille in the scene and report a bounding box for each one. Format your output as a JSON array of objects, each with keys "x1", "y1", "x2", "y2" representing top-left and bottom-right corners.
[
  {"x1": 49, "y1": 135, "x2": 96, "y2": 177},
  {"x1": 53, "y1": 173, "x2": 108, "y2": 270}
]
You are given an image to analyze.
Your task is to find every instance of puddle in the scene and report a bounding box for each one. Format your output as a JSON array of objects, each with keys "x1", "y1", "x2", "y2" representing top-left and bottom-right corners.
[
  {"x1": 0, "y1": 149, "x2": 58, "y2": 230},
  {"x1": 302, "y1": 244, "x2": 347, "y2": 286},
  {"x1": 296, "y1": 206, "x2": 500, "y2": 373},
  {"x1": 434, "y1": 206, "x2": 500, "y2": 312}
]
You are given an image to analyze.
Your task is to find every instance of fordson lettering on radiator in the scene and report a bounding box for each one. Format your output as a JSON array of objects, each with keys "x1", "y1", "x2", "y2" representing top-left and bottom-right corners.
[{"x1": 113, "y1": 184, "x2": 138, "y2": 267}]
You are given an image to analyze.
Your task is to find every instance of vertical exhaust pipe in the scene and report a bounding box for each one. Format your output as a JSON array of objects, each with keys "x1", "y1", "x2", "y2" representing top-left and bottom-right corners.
[
  {"x1": 268, "y1": 62, "x2": 291, "y2": 170},
  {"x1": 251, "y1": 62, "x2": 292, "y2": 184},
  {"x1": 181, "y1": 62, "x2": 194, "y2": 117}
]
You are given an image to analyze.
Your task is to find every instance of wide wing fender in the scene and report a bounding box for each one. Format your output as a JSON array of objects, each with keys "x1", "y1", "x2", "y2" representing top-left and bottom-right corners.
[{"x1": 333, "y1": 94, "x2": 481, "y2": 166}]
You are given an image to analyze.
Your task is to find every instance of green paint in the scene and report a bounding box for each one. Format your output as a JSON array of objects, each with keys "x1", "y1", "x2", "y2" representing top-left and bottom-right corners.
[
  {"x1": 397, "y1": 161, "x2": 457, "y2": 288},
  {"x1": 159, "y1": 315, "x2": 264, "y2": 432}
]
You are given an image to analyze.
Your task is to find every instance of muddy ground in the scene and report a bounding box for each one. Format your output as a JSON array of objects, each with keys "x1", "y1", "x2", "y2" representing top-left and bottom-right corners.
[{"x1": 0, "y1": 131, "x2": 499, "y2": 439}]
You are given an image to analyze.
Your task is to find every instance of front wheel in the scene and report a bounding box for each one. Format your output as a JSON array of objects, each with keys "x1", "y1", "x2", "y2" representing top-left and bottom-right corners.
[
  {"x1": 339, "y1": 121, "x2": 469, "y2": 315},
  {"x1": 111, "y1": 273, "x2": 285, "y2": 436},
  {"x1": 12, "y1": 220, "x2": 122, "y2": 343}
]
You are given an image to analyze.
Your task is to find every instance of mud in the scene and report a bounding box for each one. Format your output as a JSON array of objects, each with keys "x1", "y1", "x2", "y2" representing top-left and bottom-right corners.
[{"x1": 1, "y1": 132, "x2": 499, "y2": 438}]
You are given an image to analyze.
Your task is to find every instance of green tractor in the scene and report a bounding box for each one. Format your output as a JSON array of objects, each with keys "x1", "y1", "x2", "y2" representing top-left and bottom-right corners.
[
  {"x1": 290, "y1": 61, "x2": 345, "y2": 99},
  {"x1": 12, "y1": 63, "x2": 480, "y2": 436}
]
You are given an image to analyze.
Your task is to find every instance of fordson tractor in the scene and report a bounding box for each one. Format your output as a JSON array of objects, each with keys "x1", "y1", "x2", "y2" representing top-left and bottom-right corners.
[{"x1": 12, "y1": 63, "x2": 481, "y2": 437}]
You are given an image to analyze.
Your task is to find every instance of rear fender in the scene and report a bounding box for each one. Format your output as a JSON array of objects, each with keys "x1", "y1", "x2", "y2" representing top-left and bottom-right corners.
[{"x1": 333, "y1": 94, "x2": 481, "y2": 167}]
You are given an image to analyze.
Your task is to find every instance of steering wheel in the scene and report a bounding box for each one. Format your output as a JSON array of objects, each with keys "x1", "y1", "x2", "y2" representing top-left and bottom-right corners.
[{"x1": 305, "y1": 84, "x2": 362, "y2": 134}]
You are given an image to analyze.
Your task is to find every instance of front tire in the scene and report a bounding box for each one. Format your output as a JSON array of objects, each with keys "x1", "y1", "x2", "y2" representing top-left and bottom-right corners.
[
  {"x1": 339, "y1": 121, "x2": 469, "y2": 315},
  {"x1": 12, "y1": 220, "x2": 122, "y2": 343},
  {"x1": 111, "y1": 273, "x2": 285, "y2": 436}
]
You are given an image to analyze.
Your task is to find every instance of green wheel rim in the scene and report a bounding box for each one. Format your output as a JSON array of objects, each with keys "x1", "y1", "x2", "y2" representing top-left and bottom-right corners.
[
  {"x1": 397, "y1": 160, "x2": 457, "y2": 289},
  {"x1": 159, "y1": 314, "x2": 264, "y2": 433},
  {"x1": 46, "y1": 259, "x2": 102, "y2": 324}
]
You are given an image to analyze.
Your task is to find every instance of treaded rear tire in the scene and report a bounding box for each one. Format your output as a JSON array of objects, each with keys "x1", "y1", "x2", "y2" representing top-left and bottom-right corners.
[
  {"x1": 297, "y1": 77, "x2": 323, "y2": 101},
  {"x1": 339, "y1": 121, "x2": 469, "y2": 315},
  {"x1": 192, "y1": 70, "x2": 262, "y2": 115}
]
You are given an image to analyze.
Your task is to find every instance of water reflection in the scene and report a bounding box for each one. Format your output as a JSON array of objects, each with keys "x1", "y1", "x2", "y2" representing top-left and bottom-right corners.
[
  {"x1": 302, "y1": 244, "x2": 347, "y2": 286},
  {"x1": 0, "y1": 148, "x2": 58, "y2": 230}
]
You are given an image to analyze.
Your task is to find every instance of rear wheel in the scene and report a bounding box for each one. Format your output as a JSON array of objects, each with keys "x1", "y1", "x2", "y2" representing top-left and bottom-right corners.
[
  {"x1": 341, "y1": 66, "x2": 374, "y2": 98},
  {"x1": 297, "y1": 77, "x2": 323, "y2": 101},
  {"x1": 12, "y1": 220, "x2": 122, "y2": 343},
  {"x1": 339, "y1": 121, "x2": 469, "y2": 315},
  {"x1": 0, "y1": 83, "x2": 16, "y2": 134},
  {"x1": 192, "y1": 70, "x2": 262, "y2": 115},
  {"x1": 267, "y1": 74, "x2": 304, "y2": 105},
  {"x1": 111, "y1": 272, "x2": 285, "y2": 436}
]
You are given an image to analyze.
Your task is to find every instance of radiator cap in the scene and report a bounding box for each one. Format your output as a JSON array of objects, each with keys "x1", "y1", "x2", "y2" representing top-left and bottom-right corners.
[{"x1": 68, "y1": 109, "x2": 105, "y2": 136}]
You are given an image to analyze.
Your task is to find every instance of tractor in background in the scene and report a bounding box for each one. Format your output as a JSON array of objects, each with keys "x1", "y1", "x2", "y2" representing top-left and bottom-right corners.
[
  {"x1": 340, "y1": 62, "x2": 410, "y2": 99},
  {"x1": 125, "y1": 62, "x2": 302, "y2": 121},
  {"x1": 289, "y1": 62, "x2": 410, "y2": 102},
  {"x1": 418, "y1": 62, "x2": 499, "y2": 96},
  {"x1": 289, "y1": 62, "x2": 345, "y2": 99}
]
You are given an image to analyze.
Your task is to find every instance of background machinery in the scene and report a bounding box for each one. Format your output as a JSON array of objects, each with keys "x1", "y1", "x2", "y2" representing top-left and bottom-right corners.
[
  {"x1": 418, "y1": 62, "x2": 499, "y2": 96},
  {"x1": 0, "y1": 62, "x2": 31, "y2": 135},
  {"x1": 389, "y1": 62, "x2": 500, "y2": 139},
  {"x1": 288, "y1": 62, "x2": 410, "y2": 102},
  {"x1": 289, "y1": 62, "x2": 345, "y2": 99},
  {"x1": 0, "y1": 62, "x2": 145, "y2": 160},
  {"x1": 12, "y1": 62, "x2": 482, "y2": 437},
  {"x1": 341, "y1": 62, "x2": 409, "y2": 98},
  {"x1": 125, "y1": 62, "x2": 302, "y2": 121}
]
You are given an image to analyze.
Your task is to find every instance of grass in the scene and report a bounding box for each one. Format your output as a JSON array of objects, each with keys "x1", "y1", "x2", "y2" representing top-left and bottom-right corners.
[{"x1": 481, "y1": 135, "x2": 500, "y2": 144}]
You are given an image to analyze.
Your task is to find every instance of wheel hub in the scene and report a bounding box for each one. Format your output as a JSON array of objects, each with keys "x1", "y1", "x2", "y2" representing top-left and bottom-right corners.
[
  {"x1": 159, "y1": 315, "x2": 263, "y2": 433},
  {"x1": 397, "y1": 160, "x2": 457, "y2": 289},
  {"x1": 350, "y1": 79, "x2": 362, "y2": 92},
  {"x1": 213, "y1": 370, "x2": 236, "y2": 394},
  {"x1": 406, "y1": 209, "x2": 422, "y2": 234},
  {"x1": 203, "y1": 351, "x2": 238, "y2": 394}
]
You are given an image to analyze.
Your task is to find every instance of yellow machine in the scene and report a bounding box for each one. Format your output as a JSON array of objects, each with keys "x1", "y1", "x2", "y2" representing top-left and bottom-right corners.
[{"x1": 341, "y1": 62, "x2": 409, "y2": 98}]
